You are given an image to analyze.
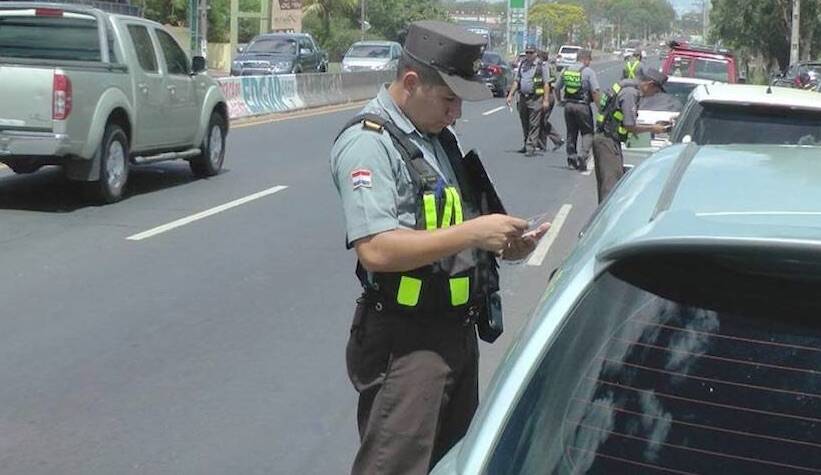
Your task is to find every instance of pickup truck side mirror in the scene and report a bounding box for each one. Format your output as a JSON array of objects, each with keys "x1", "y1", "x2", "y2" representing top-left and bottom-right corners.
[
  {"x1": 191, "y1": 56, "x2": 206, "y2": 74},
  {"x1": 236, "y1": 46, "x2": 244, "y2": 54}
]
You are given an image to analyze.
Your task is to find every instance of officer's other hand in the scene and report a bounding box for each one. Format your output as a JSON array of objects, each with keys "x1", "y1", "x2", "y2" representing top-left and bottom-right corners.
[
  {"x1": 505, "y1": 95, "x2": 513, "y2": 107},
  {"x1": 468, "y1": 214, "x2": 528, "y2": 253},
  {"x1": 651, "y1": 122, "x2": 670, "y2": 134}
]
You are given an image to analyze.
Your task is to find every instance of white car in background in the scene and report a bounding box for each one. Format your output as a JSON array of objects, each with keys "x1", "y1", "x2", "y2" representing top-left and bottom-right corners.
[
  {"x1": 555, "y1": 44, "x2": 582, "y2": 71},
  {"x1": 341, "y1": 41, "x2": 402, "y2": 72}
]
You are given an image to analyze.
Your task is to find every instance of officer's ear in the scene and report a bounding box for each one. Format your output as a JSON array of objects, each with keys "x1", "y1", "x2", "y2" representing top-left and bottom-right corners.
[{"x1": 401, "y1": 70, "x2": 422, "y2": 95}]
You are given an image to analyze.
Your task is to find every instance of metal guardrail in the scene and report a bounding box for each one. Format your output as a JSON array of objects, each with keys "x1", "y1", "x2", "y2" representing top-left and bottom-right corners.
[{"x1": 11, "y1": 0, "x2": 142, "y2": 16}]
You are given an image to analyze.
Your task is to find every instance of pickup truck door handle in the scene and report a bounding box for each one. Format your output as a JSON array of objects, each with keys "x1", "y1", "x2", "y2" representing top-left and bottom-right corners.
[{"x1": 137, "y1": 83, "x2": 149, "y2": 94}]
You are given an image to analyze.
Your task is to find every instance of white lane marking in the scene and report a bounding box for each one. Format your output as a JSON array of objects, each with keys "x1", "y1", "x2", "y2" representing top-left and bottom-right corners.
[
  {"x1": 126, "y1": 185, "x2": 288, "y2": 241},
  {"x1": 482, "y1": 106, "x2": 506, "y2": 116},
  {"x1": 526, "y1": 204, "x2": 572, "y2": 267},
  {"x1": 581, "y1": 161, "x2": 595, "y2": 176}
]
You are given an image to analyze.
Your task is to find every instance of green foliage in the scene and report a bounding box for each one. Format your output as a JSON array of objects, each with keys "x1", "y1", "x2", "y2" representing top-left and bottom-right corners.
[
  {"x1": 711, "y1": 0, "x2": 820, "y2": 71},
  {"x1": 366, "y1": 0, "x2": 449, "y2": 43},
  {"x1": 529, "y1": 3, "x2": 587, "y2": 45},
  {"x1": 303, "y1": 12, "x2": 360, "y2": 61}
]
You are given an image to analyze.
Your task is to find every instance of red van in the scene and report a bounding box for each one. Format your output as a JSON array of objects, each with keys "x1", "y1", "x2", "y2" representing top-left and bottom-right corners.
[{"x1": 661, "y1": 41, "x2": 739, "y2": 83}]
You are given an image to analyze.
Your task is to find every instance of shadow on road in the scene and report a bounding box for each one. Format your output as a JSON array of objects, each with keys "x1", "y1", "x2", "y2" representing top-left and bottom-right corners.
[{"x1": 0, "y1": 163, "x2": 220, "y2": 213}]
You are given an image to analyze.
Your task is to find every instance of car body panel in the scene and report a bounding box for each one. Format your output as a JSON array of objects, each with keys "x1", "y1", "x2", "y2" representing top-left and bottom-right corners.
[
  {"x1": 432, "y1": 143, "x2": 821, "y2": 474},
  {"x1": 341, "y1": 41, "x2": 401, "y2": 72},
  {"x1": 662, "y1": 42, "x2": 737, "y2": 83}
]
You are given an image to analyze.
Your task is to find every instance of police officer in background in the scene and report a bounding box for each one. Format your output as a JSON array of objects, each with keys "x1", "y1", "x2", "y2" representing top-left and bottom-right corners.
[
  {"x1": 537, "y1": 49, "x2": 564, "y2": 152},
  {"x1": 592, "y1": 69, "x2": 670, "y2": 202},
  {"x1": 506, "y1": 45, "x2": 552, "y2": 157},
  {"x1": 554, "y1": 49, "x2": 601, "y2": 171},
  {"x1": 623, "y1": 50, "x2": 644, "y2": 79},
  {"x1": 331, "y1": 21, "x2": 549, "y2": 474}
]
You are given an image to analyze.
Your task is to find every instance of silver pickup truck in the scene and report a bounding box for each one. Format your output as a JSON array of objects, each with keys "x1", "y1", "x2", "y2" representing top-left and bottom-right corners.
[{"x1": 0, "y1": 2, "x2": 229, "y2": 203}]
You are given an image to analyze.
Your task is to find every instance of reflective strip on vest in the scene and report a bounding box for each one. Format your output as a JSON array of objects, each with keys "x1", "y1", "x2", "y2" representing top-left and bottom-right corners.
[
  {"x1": 397, "y1": 276, "x2": 422, "y2": 307},
  {"x1": 423, "y1": 192, "x2": 437, "y2": 231},
  {"x1": 625, "y1": 61, "x2": 639, "y2": 79},
  {"x1": 440, "y1": 187, "x2": 454, "y2": 229},
  {"x1": 451, "y1": 188, "x2": 464, "y2": 225},
  {"x1": 449, "y1": 277, "x2": 470, "y2": 306}
]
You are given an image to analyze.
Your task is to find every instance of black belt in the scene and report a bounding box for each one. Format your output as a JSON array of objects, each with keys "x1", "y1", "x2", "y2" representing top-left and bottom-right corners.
[{"x1": 357, "y1": 290, "x2": 481, "y2": 325}]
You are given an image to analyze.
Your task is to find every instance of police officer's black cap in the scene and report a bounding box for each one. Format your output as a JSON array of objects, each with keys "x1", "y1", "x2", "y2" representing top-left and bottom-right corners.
[
  {"x1": 403, "y1": 20, "x2": 491, "y2": 101},
  {"x1": 640, "y1": 68, "x2": 669, "y2": 92}
]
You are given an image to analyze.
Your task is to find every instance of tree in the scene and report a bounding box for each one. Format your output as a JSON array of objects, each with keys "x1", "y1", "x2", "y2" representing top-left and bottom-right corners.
[
  {"x1": 302, "y1": 0, "x2": 358, "y2": 44},
  {"x1": 711, "y1": 0, "x2": 820, "y2": 71},
  {"x1": 529, "y1": 3, "x2": 587, "y2": 45},
  {"x1": 366, "y1": 0, "x2": 449, "y2": 43}
]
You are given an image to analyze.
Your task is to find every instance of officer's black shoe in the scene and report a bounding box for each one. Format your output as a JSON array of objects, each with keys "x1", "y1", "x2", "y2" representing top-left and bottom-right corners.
[
  {"x1": 516, "y1": 146, "x2": 527, "y2": 153},
  {"x1": 525, "y1": 148, "x2": 536, "y2": 157},
  {"x1": 567, "y1": 155, "x2": 577, "y2": 169},
  {"x1": 576, "y1": 157, "x2": 588, "y2": 172},
  {"x1": 552, "y1": 140, "x2": 565, "y2": 152}
]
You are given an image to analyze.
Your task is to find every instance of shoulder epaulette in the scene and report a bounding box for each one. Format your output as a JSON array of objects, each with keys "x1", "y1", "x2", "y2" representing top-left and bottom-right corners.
[{"x1": 362, "y1": 119, "x2": 384, "y2": 133}]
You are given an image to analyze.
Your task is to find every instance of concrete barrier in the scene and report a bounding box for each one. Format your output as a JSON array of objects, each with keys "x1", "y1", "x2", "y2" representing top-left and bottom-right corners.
[{"x1": 216, "y1": 70, "x2": 393, "y2": 120}]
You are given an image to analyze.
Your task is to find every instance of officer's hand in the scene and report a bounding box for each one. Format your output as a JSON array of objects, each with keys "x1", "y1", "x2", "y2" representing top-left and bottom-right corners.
[
  {"x1": 505, "y1": 95, "x2": 513, "y2": 107},
  {"x1": 468, "y1": 214, "x2": 528, "y2": 253},
  {"x1": 503, "y1": 222, "x2": 551, "y2": 261},
  {"x1": 652, "y1": 123, "x2": 670, "y2": 134}
]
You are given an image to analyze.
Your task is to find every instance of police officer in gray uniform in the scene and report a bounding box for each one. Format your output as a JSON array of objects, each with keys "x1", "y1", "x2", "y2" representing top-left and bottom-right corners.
[
  {"x1": 593, "y1": 69, "x2": 670, "y2": 202},
  {"x1": 331, "y1": 21, "x2": 549, "y2": 474},
  {"x1": 506, "y1": 45, "x2": 552, "y2": 157},
  {"x1": 554, "y1": 49, "x2": 601, "y2": 171}
]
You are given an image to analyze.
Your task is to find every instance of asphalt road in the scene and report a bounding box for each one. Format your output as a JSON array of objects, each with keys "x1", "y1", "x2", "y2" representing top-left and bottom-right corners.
[{"x1": 0, "y1": 57, "x2": 626, "y2": 474}]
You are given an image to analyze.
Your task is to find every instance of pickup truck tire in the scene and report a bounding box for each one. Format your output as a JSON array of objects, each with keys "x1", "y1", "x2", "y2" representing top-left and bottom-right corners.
[
  {"x1": 190, "y1": 112, "x2": 226, "y2": 178},
  {"x1": 86, "y1": 123, "x2": 129, "y2": 203}
]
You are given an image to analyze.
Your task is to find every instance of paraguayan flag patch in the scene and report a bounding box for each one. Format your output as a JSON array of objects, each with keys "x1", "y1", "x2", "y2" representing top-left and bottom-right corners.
[{"x1": 351, "y1": 168, "x2": 373, "y2": 189}]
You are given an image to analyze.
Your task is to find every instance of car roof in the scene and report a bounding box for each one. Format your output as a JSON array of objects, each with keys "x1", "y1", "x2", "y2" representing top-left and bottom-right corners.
[
  {"x1": 451, "y1": 143, "x2": 821, "y2": 473},
  {"x1": 690, "y1": 83, "x2": 821, "y2": 110},
  {"x1": 349, "y1": 40, "x2": 398, "y2": 46},
  {"x1": 666, "y1": 76, "x2": 716, "y2": 85}
]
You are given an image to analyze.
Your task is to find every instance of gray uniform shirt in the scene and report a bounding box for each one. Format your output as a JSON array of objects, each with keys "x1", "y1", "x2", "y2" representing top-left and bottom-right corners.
[
  {"x1": 554, "y1": 64, "x2": 600, "y2": 103},
  {"x1": 615, "y1": 80, "x2": 641, "y2": 127},
  {"x1": 331, "y1": 85, "x2": 468, "y2": 247},
  {"x1": 514, "y1": 59, "x2": 552, "y2": 95}
]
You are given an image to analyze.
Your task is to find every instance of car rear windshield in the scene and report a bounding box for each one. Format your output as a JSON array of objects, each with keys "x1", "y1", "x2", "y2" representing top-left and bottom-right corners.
[
  {"x1": 685, "y1": 103, "x2": 821, "y2": 146},
  {"x1": 669, "y1": 55, "x2": 730, "y2": 82},
  {"x1": 487, "y1": 254, "x2": 821, "y2": 475},
  {"x1": 247, "y1": 38, "x2": 296, "y2": 55},
  {"x1": 0, "y1": 9, "x2": 101, "y2": 61},
  {"x1": 346, "y1": 45, "x2": 390, "y2": 58},
  {"x1": 482, "y1": 52, "x2": 503, "y2": 65}
]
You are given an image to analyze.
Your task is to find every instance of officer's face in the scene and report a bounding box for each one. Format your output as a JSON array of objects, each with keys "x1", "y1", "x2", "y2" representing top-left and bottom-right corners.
[{"x1": 407, "y1": 82, "x2": 463, "y2": 134}]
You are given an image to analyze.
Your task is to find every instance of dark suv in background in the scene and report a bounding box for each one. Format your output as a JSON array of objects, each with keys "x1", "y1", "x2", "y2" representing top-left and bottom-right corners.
[{"x1": 231, "y1": 32, "x2": 328, "y2": 76}]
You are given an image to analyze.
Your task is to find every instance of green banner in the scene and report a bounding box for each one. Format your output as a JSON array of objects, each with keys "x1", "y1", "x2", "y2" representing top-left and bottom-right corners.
[{"x1": 510, "y1": 0, "x2": 524, "y2": 8}]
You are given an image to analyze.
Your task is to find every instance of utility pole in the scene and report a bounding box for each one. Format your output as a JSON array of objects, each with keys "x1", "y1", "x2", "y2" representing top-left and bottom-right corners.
[
  {"x1": 523, "y1": 0, "x2": 528, "y2": 48},
  {"x1": 790, "y1": 0, "x2": 801, "y2": 65},
  {"x1": 199, "y1": 0, "x2": 208, "y2": 57},
  {"x1": 701, "y1": 0, "x2": 709, "y2": 40},
  {"x1": 506, "y1": 0, "x2": 511, "y2": 56},
  {"x1": 360, "y1": 0, "x2": 366, "y2": 41}
]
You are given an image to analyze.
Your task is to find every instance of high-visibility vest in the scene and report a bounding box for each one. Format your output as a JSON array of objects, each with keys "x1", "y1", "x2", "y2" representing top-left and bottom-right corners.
[
  {"x1": 335, "y1": 113, "x2": 498, "y2": 313},
  {"x1": 595, "y1": 83, "x2": 630, "y2": 142},
  {"x1": 624, "y1": 59, "x2": 640, "y2": 79},
  {"x1": 519, "y1": 61, "x2": 546, "y2": 96},
  {"x1": 562, "y1": 67, "x2": 584, "y2": 100}
]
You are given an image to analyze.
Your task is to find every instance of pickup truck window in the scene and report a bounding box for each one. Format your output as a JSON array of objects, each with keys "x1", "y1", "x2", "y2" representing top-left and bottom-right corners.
[
  {"x1": 247, "y1": 38, "x2": 296, "y2": 55},
  {"x1": 0, "y1": 11, "x2": 101, "y2": 61},
  {"x1": 156, "y1": 29, "x2": 189, "y2": 76},
  {"x1": 127, "y1": 24, "x2": 158, "y2": 73}
]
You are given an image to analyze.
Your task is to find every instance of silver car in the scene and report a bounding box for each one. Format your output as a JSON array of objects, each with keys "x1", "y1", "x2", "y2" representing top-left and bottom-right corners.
[
  {"x1": 434, "y1": 143, "x2": 821, "y2": 474},
  {"x1": 341, "y1": 41, "x2": 401, "y2": 72}
]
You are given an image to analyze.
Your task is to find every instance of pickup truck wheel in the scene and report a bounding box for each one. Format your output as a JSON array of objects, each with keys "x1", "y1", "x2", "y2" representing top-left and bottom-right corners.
[
  {"x1": 86, "y1": 123, "x2": 129, "y2": 203},
  {"x1": 190, "y1": 112, "x2": 226, "y2": 178}
]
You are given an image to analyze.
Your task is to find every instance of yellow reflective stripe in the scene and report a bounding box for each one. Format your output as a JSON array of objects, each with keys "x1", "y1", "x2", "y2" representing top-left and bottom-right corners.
[
  {"x1": 397, "y1": 276, "x2": 422, "y2": 307},
  {"x1": 423, "y1": 193, "x2": 437, "y2": 231},
  {"x1": 440, "y1": 187, "x2": 454, "y2": 229},
  {"x1": 613, "y1": 110, "x2": 624, "y2": 121},
  {"x1": 596, "y1": 113, "x2": 605, "y2": 123},
  {"x1": 618, "y1": 126, "x2": 628, "y2": 135},
  {"x1": 449, "y1": 277, "x2": 469, "y2": 306},
  {"x1": 613, "y1": 83, "x2": 622, "y2": 93},
  {"x1": 451, "y1": 188, "x2": 463, "y2": 224}
]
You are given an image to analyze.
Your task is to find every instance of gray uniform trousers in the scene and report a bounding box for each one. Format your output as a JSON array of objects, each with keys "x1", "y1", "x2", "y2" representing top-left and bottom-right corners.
[
  {"x1": 592, "y1": 134, "x2": 625, "y2": 203},
  {"x1": 564, "y1": 101, "x2": 595, "y2": 163},
  {"x1": 517, "y1": 93, "x2": 543, "y2": 152},
  {"x1": 539, "y1": 102, "x2": 563, "y2": 149},
  {"x1": 347, "y1": 301, "x2": 479, "y2": 474}
]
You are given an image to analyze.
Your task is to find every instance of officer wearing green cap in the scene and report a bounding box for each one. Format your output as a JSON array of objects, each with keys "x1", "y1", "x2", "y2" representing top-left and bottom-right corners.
[{"x1": 330, "y1": 20, "x2": 549, "y2": 474}]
